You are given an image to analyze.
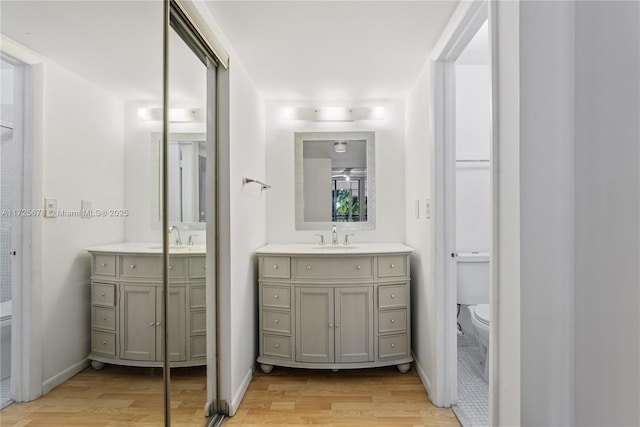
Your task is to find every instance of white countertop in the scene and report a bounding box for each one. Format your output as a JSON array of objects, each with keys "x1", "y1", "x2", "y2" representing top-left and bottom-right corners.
[
  {"x1": 85, "y1": 242, "x2": 206, "y2": 255},
  {"x1": 254, "y1": 243, "x2": 414, "y2": 255}
]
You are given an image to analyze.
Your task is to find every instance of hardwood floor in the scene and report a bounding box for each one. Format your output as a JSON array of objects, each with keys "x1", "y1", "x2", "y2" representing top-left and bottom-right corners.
[
  {"x1": 0, "y1": 365, "x2": 459, "y2": 426},
  {"x1": 226, "y1": 366, "x2": 460, "y2": 426},
  {"x1": 0, "y1": 365, "x2": 208, "y2": 426}
]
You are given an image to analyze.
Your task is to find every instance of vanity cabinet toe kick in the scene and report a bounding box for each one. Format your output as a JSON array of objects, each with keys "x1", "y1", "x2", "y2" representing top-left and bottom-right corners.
[{"x1": 257, "y1": 251, "x2": 412, "y2": 374}]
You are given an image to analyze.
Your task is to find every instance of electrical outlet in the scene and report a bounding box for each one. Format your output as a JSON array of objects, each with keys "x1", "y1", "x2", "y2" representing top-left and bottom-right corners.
[{"x1": 44, "y1": 197, "x2": 57, "y2": 218}]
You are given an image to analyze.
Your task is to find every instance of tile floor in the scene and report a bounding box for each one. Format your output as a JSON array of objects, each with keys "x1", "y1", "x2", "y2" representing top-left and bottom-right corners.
[{"x1": 452, "y1": 333, "x2": 489, "y2": 426}]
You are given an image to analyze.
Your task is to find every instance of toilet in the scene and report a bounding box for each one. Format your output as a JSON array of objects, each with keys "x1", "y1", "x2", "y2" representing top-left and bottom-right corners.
[
  {"x1": 456, "y1": 252, "x2": 490, "y2": 381},
  {"x1": 469, "y1": 303, "x2": 489, "y2": 381}
]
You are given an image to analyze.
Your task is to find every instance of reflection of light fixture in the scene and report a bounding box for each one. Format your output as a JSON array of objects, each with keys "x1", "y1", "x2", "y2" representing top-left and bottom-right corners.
[
  {"x1": 137, "y1": 107, "x2": 204, "y2": 123},
  {"x1": 334, "y1": 141, "x2": 347, "y2": 153},
  {"x1": 343, "y1": 168, "x2": 351, "y2": 181}
]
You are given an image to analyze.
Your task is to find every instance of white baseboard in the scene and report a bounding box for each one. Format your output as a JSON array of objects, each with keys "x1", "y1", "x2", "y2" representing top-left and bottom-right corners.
[
  {"x1": 42, "y1": 358, "x2": 90, "y2": 395},
  {"x1": 227, "y1": 366, "x2": 254, "y2": 416},
  {"x1": 412, "y1": 352, "x2": 433, "y2": 398}
]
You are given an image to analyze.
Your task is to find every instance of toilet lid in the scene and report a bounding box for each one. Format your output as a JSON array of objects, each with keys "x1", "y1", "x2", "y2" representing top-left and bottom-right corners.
[{"x1": 474, "y1": 304, "x2": 490, "y2": 325}]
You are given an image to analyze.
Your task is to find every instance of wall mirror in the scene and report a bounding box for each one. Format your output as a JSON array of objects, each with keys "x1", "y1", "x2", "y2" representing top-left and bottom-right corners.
[
  {"x1": 295, "y1": 131, "x2": 376, "y2": 231},
  {"x1": 151, "y1": 132, "x2": 206, "y2": 229}
]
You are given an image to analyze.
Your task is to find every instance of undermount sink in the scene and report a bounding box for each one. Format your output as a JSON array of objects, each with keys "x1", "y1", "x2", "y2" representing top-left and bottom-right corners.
[{"x1": 312, "y1": 245, "x2": 358, "y2": 250}]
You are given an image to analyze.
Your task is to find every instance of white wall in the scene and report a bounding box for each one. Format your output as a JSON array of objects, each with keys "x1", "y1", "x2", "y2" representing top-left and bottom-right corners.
[
  {"x1": 265, "y1": 99, "x2": 406, "y2": 243},
  {"x1": 574, "y1": 1, "x2": 639, "y2": 424},
  {"x1": 404, "y1": 59, "x2": 439, "y2": 401},
  {"x1": 35, "y1": 59, "x2": 125, "y2": 391}
]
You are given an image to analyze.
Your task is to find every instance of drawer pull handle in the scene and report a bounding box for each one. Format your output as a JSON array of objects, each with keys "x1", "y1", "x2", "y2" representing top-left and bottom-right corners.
[
  {"x1": 100, "y1": 293, "x2": 106, "y2": 297},
  {"x1": 390, "y1": 264, "x2": 395, "y2": 268},
  {"x1": 307, "y1": 266, "x2": 312, "y2": 270},
  {"x1": 273, "y1": 265, "x2": 278, "y2": 269},
  {"x1": 130, "y1": 264, "x2": 136, "y2": 269},
  {"x1": 390, "y1": 318, "x2": 395, "y2": 323},
  {"x1": 391, "y1": 294, "x2": 396, "y2": 299},
  {"x1": 274, "y1": 294, "x2": 279, "y2": 299},
  {"x1": 274, "y1": 319, "x2": 279, "y2": 324},
  {"x1": 391, "y1": 343, "x2": 396, "y2": 348},
  {"x1": 274, "y1": 343, "x2": 280, "y2": 349},
  {"x1": 102, "y1": 316, "x2": 107, "y2": 321},
  {"x1": 101, "y1": 263, "x2": 107, "y2": 267},
  {"x1": 356, "y1": 265, "x2": 361, "y2": 270},
  {"x1": 101, "y1": 341, "x2": 107, "y2": 345}
]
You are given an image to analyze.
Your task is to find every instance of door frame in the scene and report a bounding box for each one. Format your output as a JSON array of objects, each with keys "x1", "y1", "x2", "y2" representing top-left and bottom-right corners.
[{"x1": 432, "y1": 0, "x2": 498, "y2": 418}]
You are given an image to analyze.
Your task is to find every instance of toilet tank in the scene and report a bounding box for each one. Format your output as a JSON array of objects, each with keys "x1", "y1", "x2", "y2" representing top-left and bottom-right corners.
[{"x1": 456, "y1": 252, "x2": 489, "y2": 305}]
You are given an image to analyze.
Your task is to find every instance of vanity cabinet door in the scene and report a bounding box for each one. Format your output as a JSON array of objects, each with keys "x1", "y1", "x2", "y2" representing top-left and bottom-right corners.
[
  {"x1": 159, "y1": 287, "x2": 186, "y2": 362},
  {"x1": 335, "y1": 286, "x2": 374, "y2": 363},
  {"x1": 121, "y1": 285, "x2": 157, "y2": 361},
  {"x1": 295, "y1": 287, "x2": 334, "y2": 363}
]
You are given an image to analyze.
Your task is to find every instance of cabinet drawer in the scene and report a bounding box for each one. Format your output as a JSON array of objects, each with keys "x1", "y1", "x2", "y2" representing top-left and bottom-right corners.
[
  {"x1": 120, "y1": 256, "x2": 186, "y2": 279},
  {"x1": 263, "y1": 310, "x2": 291, "y2": 335},
  {"x1": 189, "y1": 256, "x2": 206, "y2": 279},
  {"x1": 379, "y1": 309, "x2": 407, "y2": 334},
  {"x1": 263, "y1": 334, "x2": 292, "y2": 359},
  {"x1": 295, "y1": 257, "x2": 373, "y2": 279},
  {"x1": 190, "y1": 311, "x2": 206, "y2": 334},
  {"x1": 262, "y1": 256, "x2": 291, "y2": 279},
  {"x1": 93, "y1": 307, "x2": 116, "y2": 331},
  {"x1": 378, "y1": 285, "x2": 407, "y2": 309},
  {"x1": 93, "y1": 255, "x2": 116, "y2": 277},
  {"x1": 92, "y1": 283, "x2": 116, "y2": 307},
  {"x1": 190, "y1": 286, "x2": 206, "y2": 309},
  {"x1": 92, "y1": 331, "x2": 116, "y2": 357},
  {"x1": 262, "y1": 285, "x2": 291, "y2": 309},
  {"x1": 378, "y1": 334, "x2": 408, "y2": 359},
  {"x1": 378, "y1": 255, "x2": 407, "y2": 278}
]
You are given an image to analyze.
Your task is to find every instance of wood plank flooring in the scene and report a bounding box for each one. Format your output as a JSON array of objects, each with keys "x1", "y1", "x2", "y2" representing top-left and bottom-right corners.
[
  {"x1": 226, "y1": 366, "x2": 460, "y2": 426},
  {"x1": 0, "y1": 365, "x2": 207, "y2": 427},
  {"x1": 0, "y1": 365, "x2": 459, "y2": 426}
]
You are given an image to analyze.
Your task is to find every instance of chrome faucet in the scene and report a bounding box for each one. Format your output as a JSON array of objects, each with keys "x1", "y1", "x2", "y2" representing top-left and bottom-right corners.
[
  {"x1": 314, "y1": 233, "x2": 325, "y2": 245},
  {"x1": 168, "y1": 225, "x2": 182, "y2": 245},
  {"x1": 331, "y1": 226, "x2": 338, "y2": 245}
]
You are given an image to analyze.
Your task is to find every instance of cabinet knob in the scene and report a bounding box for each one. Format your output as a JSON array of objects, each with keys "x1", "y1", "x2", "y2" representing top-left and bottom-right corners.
[
  {"x1": 150, "y1": 322, "x2": 155, "y2": 326},
  {"x1": 390, "y1": 318, "x2": 395, "y2": 323},
  {"x1": 168, "y1": 265, "x2": 173, "y2": 270},
  {"x1": 156, "y1": 321, "x2": 161, "y2": 326},
  {"x1": 274, "y1": 294, "x2": 279, "y2": 299},
  {"x1": 356, "y1": 265, "x2": 361, "y2": 270},
  {"x1": 101, "y1": 341, "x2": 107, "y2": 345},
  {"x1": 204, "y1": 265, "x2": 207, "y2": 269},
  {"x1": 329, "y1": 323, "x2": 333, "y2": 328},
  {"x1": 390, "y1": 264, "x2": 395, "y2": 268},
  {"x1": 101, "y1": 263, "x2": 107, "y2": 267},
  {"x1": 274, "y1": 343, "x2": 279, "y2": 349},
  {"x1": 391, "y1": 343, "x2": 396, "y2": 348},
  {"x1": 273, "y1": 265, "x2": 278, "y2": 269},
  {"x1": 274, "y1": 319, "x2": 279, "y2": 324},
  {"x1": 306, "y1": 265, "x2": 312, "y2": 270},
  {"x1": 102, "y1": 316, "x2": 107, "y2": 321},
  {"x1": 130, "y1": 264, "x2": 136, "y2": 269},
  {"x1": 391, "y1": 294, "x2": 396, "y2": 299},
  {"x1": 100, "y1": 293, "x2": 106, "y2": 297},
  {"x1": 336, "y1": 323, "x2": 340, "y2": 328}
]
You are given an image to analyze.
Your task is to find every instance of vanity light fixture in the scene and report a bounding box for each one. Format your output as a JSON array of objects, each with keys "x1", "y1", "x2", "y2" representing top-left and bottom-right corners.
[
  {"x1": 137, "y1": 107, "x2": 204, "y2": 123},
  {"x1": 334, "y1": 141, "x2": 347, "y2": 153},
  {"x1": 283, "y1": 106, "x2": 385, "y2": 122}
]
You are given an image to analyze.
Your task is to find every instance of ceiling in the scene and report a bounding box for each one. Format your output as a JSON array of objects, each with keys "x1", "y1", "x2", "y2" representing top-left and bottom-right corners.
[
  {"x1": 206, "y1": 1, "x2": 458, "y2": 100},
  {"x1": 1, "y1": 1, "x2": 460, "y2": 102}
]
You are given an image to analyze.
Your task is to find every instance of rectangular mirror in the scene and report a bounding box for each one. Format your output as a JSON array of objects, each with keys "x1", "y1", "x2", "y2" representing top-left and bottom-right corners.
[
  {"x1": 151, "y1": 132, "x2": 206, "y2": 229},
  {"x1": 295, "y1": 131, "x2": 375, "y2": 231}
]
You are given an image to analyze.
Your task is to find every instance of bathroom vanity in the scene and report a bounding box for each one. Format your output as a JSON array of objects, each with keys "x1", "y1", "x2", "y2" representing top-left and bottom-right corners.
[
  {"x1": 255, "y1": 243, "x2": 414, "y2": 373},
  {"x1": 85, "y1": 243, "x2": 207, "y2": 369}
]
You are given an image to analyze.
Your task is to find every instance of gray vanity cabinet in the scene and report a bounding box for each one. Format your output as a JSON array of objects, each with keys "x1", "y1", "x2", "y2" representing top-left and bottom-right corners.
[
  {"x1": 87, "y1": 248, "x2": 205, "y2": 369},
  {"x1": 257, "y1": 249, "x2": 412, "y2": 373}
]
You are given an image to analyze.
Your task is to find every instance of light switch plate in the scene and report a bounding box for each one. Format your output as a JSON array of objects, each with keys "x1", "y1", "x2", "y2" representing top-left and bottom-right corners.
[{"x1": 44, "y1": 197, "x2": 57, "y2": 218}]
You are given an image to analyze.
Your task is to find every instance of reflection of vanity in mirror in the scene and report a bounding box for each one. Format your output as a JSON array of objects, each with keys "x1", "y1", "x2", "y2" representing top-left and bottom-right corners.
[
  {"x1": 152, "y1": 133, "x2": 206, "y2": 229},
  {"x1": 295, "y1": 131, "x2": 375, "y2": 231}
]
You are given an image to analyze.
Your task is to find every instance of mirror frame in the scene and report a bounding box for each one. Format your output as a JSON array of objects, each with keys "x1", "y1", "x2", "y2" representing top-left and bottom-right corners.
[
  {"x1": 295, "y1": 131, "x2": 376, "y2": 231},
  {"x1": 151, "y1": 132, "x2": 207, "y2": 230}
]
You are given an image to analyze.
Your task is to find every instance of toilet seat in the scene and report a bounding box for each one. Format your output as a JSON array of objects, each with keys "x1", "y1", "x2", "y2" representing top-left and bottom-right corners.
[{"x1": 473, "y1": 303, "x2": 490, "y2": 326}]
